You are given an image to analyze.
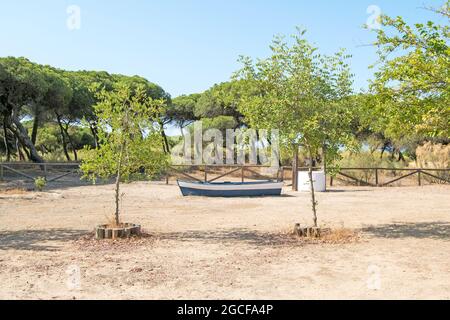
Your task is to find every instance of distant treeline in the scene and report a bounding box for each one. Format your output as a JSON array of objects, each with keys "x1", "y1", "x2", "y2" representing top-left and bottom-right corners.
[
  {"x1": 1, "y1": 53, "x2": 448, "y2": 164},
  {"x1": 0, "y1": 57, "x2": 172, "y2": 162}
]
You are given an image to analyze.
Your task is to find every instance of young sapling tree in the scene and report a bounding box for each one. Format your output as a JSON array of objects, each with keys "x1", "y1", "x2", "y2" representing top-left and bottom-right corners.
[
  {"x1": 81, "y1": 83, "x2": 168, "y2": 228},
  {"x1": 236, "y1": 29, "x2": 354, "y2": 233}
]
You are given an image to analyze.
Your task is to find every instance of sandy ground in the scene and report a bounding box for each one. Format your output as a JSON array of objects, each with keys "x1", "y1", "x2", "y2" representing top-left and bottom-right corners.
[{"x1": 0, "y1": 181, "x2": 449, "y2": 300}]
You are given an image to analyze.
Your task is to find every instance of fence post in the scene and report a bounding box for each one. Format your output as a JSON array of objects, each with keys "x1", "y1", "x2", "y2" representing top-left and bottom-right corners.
[
  {"x1": 418, "y1": 170, "x2": 422, "y2": 186},
  {"x1": 330, "y1": 175, "x2": 334, "y2": 187},
  {"x1": 375, "y1": 168, "x2": 379, "y2": 186},
  {"x1": 241, "y1": 166, "x2": 244, "y2": 183}
]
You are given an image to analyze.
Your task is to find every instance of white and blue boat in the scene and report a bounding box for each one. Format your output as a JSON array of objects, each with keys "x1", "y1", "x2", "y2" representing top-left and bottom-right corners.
[{"x1": 177, "y1": 180, "x2": 283, "y2": 197}]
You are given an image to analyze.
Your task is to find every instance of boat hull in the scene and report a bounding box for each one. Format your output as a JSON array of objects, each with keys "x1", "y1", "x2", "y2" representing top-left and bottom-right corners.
[{"x1": 177, "y1": 180, "x2": 283, "y2": 197}]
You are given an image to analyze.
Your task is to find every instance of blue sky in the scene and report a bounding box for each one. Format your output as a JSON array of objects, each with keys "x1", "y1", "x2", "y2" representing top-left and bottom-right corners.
[{"x1": 0, "y1": 0, "x2": 445, "y2": 98}]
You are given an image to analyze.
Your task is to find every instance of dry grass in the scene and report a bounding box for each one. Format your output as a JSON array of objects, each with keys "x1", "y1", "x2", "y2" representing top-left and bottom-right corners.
[
  {"x1": 416, "y1": 142, "x2": 449, "y2": 169},
  {"x1": 318, "y1": 227, "x2": 361, "y2": 244},
  {"x1": 72, "y1": 231, "x2": 156, "y2": 252},
  {"x1": 415, "y1": 142, "x2": 450, "y2": 184},
  {"x1": 103, "y1": 215, "x2": 120, "y2": 228},
  {"x1": 282, "y1": 226, "x2": 361, "y2": 245}
]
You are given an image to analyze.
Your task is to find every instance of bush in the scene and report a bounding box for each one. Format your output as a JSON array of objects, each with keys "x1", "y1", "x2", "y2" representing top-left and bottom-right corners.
[{"x1": 34, "y1": 177, "x2": 47, "y2": 191}]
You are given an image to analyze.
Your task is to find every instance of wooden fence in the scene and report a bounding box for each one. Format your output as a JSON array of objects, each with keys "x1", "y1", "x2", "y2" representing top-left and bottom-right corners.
[
  {"x1": 1, "y1": 162, "x2": 449, "y2": 187},
  {"x1": 330, "y1": 167, "x2": 449, "y2": 187},
  {"x1": 0, "y1": 162, "x2": 80, "y2": 183}
]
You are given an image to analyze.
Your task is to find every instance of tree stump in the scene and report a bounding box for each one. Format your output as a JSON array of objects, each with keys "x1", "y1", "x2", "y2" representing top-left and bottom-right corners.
[{"x1": 95, "y1": 223, "x2": 141, "y2": 240}]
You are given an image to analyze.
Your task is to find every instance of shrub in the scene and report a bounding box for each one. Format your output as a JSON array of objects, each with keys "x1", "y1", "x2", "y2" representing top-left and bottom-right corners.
[{"x1": 34, "y1": 177, "x2": 47, "y2": 191}]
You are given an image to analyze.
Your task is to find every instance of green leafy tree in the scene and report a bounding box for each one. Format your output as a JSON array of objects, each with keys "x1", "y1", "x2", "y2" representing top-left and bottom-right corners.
[
  {"x1": 0, "y1": 57, "x2": 172, "y2": 163},
  {"x1": 370, "y1": 1, "x2": 449, "y2": 139},
  {"x1": 80, "y1": 84, "x2": 169, "y2": 226},
  {"x1": 236, "y1": 29, "x2": 355, "y2": 228},
  {"x1": 0, "y1": 57, "x2": 47, "y2": 162},
  {"x1": 169, "y1": 94, "x2": 200, "y2": 134},
  {"x1": 195, "y1": 81, "x2": 247, "y2": 127},
  {"x1": 41, "y1": 67, "x2": 75, "y2": 161}
]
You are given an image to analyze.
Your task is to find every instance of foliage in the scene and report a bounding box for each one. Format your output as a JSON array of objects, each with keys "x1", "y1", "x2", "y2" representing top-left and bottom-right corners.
[
  {"x1": 194, "y1": 81, "x2": 247, "y2": 127},
  {"x1": 370, "y1": 1, "x2": 450, "y2": 139},
  {"x1": 0, "y1": 57, "x2": 171, "y2": 163},
  {"x1": 80, "y1": 83, "x2": 169, "y2": 224},
  {"x1": 167, "y1": 94, "x2": 200, "y2": 130},
  {"x1": 199, "y1": 116, "x2": 237, "y2": 132},
  {"x1": 34, "y1": 176, "x2": 47, "y2": 191},
  {"x1": 235, "y1": 28, "x2": 355, "y2": 227}
]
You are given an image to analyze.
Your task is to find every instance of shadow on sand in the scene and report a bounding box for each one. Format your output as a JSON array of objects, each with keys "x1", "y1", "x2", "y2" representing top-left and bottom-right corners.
[
  {"x1": 155, "y1": 228, "x2": 298, "y2": 247},
  {"x1": 0, "y1": 229, "x2": 87, "y2": 251},
  {"x1": 363, "y1": 222, "x2": 450, "y2": 240},
  {"x1": 324, "y1": 188, "x2": 371, "y2": 193}
]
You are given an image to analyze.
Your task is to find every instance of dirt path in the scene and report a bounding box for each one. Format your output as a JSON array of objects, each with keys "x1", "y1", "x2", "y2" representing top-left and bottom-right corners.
[{"x1": 0, "y1": 182, "x2": 449, "y2": 299}]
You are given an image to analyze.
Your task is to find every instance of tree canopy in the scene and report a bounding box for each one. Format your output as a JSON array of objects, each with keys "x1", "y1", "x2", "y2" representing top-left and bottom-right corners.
[
  {"x1": 0, "y1": 3, "x2": 449, "y2": 166},
  {"x1": 80, "y1": 83, "x2": 168, "y2": 225},
  {"x1": 0, "y1": 57, "x2": 171, "y2": 162},
  {"x1": 369, "y1": 1, "x2": 449, "y2": 139},
  {"x1": 235, "y1": 29, "x2": 355, "y2": 226}
]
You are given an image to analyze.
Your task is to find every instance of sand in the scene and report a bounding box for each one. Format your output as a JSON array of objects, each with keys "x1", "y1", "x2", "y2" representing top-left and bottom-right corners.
[{"x1": 0, "y1": 182, "x2": 449, "y2": 300}]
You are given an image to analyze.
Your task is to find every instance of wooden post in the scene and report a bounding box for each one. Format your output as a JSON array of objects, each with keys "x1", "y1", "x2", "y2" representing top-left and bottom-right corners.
[
  {"x1": 418, "y1": 170, "x2": 422, "y2": 186},
  {"x1": 330, "y1": 175, "x2": 333, "y2": 187},
  {"x1": 375, "y1": 168, "x2": 379, "y2": 186},
  {"x1": 241, "y1": 166, "x2": 244, "y2": 183},
  {"x1": 281, "y1": 167, "x2": 285, "y2": 182},
  {"x1": 204, "y1": 165, "x2": 208, "y2": 182},
  {"x1": 292, "y1": 145, "x2": 298, "y2": 191},
  {"x1": 165, "y1": 174, "x2": 169, "y2": 185}
]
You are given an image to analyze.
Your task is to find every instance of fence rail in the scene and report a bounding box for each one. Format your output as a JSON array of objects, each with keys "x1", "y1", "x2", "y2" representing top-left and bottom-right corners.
[
  {"x1": 0, "y1": 162, "x2": 80, "y2": 183},
  {"x1": 329, "y1": 167, "x2": 450, "y2": 187},
  {"x1": 1, "y1": 162, "x2": 449, "y2": 187}
]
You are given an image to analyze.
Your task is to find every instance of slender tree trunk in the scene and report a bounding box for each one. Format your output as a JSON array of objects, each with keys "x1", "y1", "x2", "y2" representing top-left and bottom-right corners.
[
  {"x1": 180, "y1": 125, "x2": 187, "y2": 157},
  {"x1": 55, "y1": 112, "x2": 71, "y2": 161},
  {"x1": 292, "y1": 144, "x2": 299, "y2": 191},
  {"x1": 9, "y1": 112, "x2": 44, "y2": 163},
  {"x1": 21, "y1": 142, "x2": 31, "y2": 160},
  {"x1": 2, "y1": 116, "x2": 11, "y2": 161},
  {"x1": 114, "y1": 141, "x2": 125, "y2": 226},
  {"x1": 16, "y1": 137, "x2": 25, "y2": 161},
  {"x1": 72, "y1": 146, "x2": 78, "y2": 161},
  {"x1": 160, "y1": 126, "x2": 170, "y2": 154},
  {"x1": 62, "y1": 123, "x2": 78, "y2": 161},
  {"x1": 31, "y1": 115, "x2": 39, "y2": 145},
  {"x1": 307, "y1": 146, "x2": 318, "y2": 227},
  {"x1": 322, "y1": 144, "x2": 327, "y2": 192},
  {"x1": 380, "y1": 144, "x2": 386, "y2": 159},
  {"x1": 89, "y1": 122, "x2": 99, "y2": 148}
]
